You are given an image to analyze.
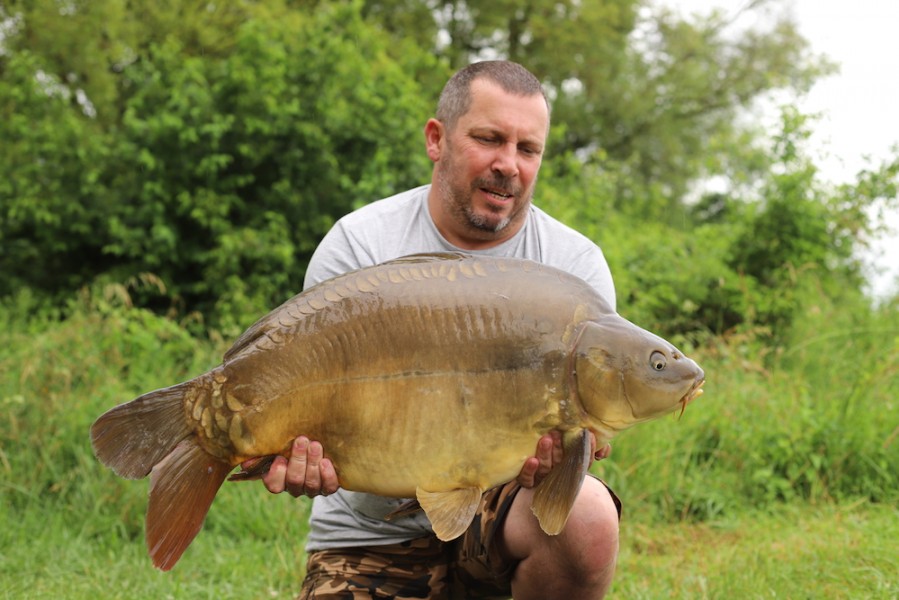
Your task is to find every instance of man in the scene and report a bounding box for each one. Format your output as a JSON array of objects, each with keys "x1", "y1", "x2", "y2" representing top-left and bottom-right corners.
[{"x1": 256, "y1": 60, "x2": 621, "y2": 599}]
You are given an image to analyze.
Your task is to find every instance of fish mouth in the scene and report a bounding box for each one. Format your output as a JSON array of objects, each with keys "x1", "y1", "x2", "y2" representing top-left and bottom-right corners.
[{"x1": 677, "y1": 377, "x2": 705, "y2": 418}]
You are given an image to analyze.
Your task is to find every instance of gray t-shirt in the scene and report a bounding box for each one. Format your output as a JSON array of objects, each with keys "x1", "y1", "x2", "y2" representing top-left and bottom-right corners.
[{"x1": 302, "y1": 184, "x2": 615, "y2": 551}]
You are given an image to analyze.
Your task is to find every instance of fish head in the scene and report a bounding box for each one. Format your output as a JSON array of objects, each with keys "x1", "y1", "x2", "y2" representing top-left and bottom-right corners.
[{"x1": 573, "y1": 314, "x2": 705, "y2": 436}]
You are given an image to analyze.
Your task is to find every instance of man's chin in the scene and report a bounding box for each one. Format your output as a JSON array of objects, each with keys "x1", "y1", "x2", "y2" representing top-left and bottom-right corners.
[{"x1": 466, "y1": 211, "x2": 511, "y2": 234}]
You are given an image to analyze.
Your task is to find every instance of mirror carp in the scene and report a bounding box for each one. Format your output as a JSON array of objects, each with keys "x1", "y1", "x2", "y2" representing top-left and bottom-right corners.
[{"x1": 90, "y1": 253, "x2": 705, "y2": 570}]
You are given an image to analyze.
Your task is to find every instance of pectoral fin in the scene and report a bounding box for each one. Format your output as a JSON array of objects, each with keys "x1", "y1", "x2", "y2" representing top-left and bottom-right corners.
[
  {"x1": 416, "y1": 486, "x2": 482, "y2": 541},
  {"x1": 227, "y1": 455, "x2": 278, "y2": 481},
  {"x1": 530, "y1": 429, "x2": 592, "y2": 535}
]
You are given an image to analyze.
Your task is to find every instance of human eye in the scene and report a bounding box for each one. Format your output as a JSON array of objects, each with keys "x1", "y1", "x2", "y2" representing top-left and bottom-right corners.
[{"x1": 473, "y1": 134, "x2": 499, "y2": 145}]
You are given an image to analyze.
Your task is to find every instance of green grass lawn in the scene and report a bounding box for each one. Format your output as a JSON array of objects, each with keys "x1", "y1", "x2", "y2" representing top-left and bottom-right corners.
[
  {"x1": 2, "y1": 493, "x2": 895, "y2": 599},
  {"x1": 613, "y1": 502, "x2": 898, "y2": 599},
  {"x1": 0, "y1": 483, "x2": 312, "y2": 600}
]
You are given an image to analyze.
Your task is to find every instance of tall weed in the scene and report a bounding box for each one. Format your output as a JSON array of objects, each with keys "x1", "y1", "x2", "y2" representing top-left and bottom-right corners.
[{"x1": 0, "y1": 286, "x2": 216, "y2": 536}]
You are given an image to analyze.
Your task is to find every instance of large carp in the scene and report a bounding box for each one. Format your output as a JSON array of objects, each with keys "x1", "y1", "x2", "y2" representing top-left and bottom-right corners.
[{"x1": 91, "y1": 253, "x2": 704, "y2": 571}]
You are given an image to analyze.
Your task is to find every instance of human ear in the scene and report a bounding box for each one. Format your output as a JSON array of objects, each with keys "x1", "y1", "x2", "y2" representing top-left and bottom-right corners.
[{"x1": 424, "y1": 118, "x2": 444, "y2": 162}]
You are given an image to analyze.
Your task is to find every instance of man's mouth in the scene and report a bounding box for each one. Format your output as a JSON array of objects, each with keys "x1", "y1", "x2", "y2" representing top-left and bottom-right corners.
[{"x1": 482, "y1": 187, "x2": 513, "y2": 201}]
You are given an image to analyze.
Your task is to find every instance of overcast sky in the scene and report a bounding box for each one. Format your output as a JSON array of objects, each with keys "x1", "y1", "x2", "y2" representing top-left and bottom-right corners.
[{"x1": 662, "y1": 0, "x2": 899, "y2": 299}]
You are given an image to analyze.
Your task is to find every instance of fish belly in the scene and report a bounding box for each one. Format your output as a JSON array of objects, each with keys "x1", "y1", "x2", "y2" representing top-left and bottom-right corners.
[{"x1": 241, "y1": 368, "x2": 558, "y2": 496}]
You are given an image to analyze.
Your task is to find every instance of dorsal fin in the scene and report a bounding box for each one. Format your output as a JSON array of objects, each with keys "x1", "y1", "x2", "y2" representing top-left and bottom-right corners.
[
  {"x1": 224, "y1": 253, "x2": 472, "y2": 361},
  {"x1": 224, "y1": 303, "x2": 293, "y2": 361},
  {"x1": 382, "y1": 251, "x2": 469, "y2": 264}
]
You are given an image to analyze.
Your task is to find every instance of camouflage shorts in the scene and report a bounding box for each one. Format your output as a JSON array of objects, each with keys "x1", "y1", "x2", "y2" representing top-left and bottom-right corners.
[{"x1": 297, "y1": 477, "x2": 621, "y2": 599}]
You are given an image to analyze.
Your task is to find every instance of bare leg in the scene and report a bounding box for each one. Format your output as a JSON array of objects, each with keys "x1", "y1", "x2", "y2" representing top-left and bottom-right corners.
[{"x1": 499, "y1": 477, "x2": 620, "y2": 599}]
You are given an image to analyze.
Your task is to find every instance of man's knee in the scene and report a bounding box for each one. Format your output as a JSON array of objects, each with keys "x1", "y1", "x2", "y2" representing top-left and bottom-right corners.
[
  {"x1": 502, "y1": 477, "x2": 619, "y2": 568},
  {"x1": 501, "y1": 478, "x2": 620, "y2": 598},
  {"x1": 563, "y1": 478, "x2": 619, "y2": 580}
]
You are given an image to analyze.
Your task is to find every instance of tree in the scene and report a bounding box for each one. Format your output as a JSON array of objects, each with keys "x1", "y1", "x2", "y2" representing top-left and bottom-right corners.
[{"x1": 1, "y1": 1, "x2": 434, "y2": 332}]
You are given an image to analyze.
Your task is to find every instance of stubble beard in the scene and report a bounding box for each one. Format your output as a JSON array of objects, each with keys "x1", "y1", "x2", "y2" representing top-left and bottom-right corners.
[
  {"x1": 465, "y1": 189, "x2": 512, "y2": 233},
  {"x1": 436, "y1": 165, "x2": 531, "y2": 237}
]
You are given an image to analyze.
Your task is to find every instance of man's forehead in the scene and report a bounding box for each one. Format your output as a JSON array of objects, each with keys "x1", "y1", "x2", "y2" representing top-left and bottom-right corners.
[{"x1": 462, "y1": 79, "x2": 549, "y2": 137}]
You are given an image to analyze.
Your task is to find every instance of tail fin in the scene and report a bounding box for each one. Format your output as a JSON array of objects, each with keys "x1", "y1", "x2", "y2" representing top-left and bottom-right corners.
[
  {"x1": 90, "y1": 382, "x2": 195, "y2": 479},
  {"x1": 147, "y1": 438, "x2": 231, "y2": 570}
]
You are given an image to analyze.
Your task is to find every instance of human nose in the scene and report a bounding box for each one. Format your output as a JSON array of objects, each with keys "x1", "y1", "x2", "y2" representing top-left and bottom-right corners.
[{"x1": 491, "y1": 143, "x2": 519, "y2": 178}]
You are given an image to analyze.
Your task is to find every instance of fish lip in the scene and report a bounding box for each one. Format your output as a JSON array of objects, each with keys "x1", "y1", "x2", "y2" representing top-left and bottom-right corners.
[
  {"x1": 681, "y1": 377, "x2": 705, "y2": 406},
  {"x1": 672, "y1": 377, "x2": 704, "y2": 420}
]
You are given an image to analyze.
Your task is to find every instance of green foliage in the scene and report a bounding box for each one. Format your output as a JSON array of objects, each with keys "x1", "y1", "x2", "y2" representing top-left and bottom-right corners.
[
  {"x1": 1, "y1": 1, "x2": 432, "y2": 333},
  {"x1": 720, "y1": 108, "x2": 888, "y2": 343},
  {"x1": 539, "y1": 150, "x2": 745, "y2": 340},
  {"x1": 106, "y1": 6, "x2": 435, "y2": 332},
  {"x1": 0, "y1": 49, "x2": 110, "y2": 296},
  {"x1": 5, "y1": 0, "x2": 890, "y2": 342},
  {"x1": 0, "y1": 287, "x2": 207, "y2": 516},
  {"x1": 609, "y1": 221, "x2": 746, "y2": 339},
  {"x1": 544, "y1": 107, "x2": 898, "y2": 347},
  {"x1": 1, "y1": 0, "x2": 254, "y2": 122},
  {"x1": 599, "y1": 4, "x2": 834, "y2": 204}
]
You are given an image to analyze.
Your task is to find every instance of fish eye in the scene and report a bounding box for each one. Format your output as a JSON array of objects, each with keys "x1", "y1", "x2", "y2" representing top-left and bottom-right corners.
[{"x1": 650, "y1": 351, "x2": 667, "y2": 371}]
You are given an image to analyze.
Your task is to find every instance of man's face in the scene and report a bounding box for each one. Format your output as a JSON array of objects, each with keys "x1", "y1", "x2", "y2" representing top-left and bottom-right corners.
[{"x1": 426, "y1": 79, "x2": 549, "y2": 249}]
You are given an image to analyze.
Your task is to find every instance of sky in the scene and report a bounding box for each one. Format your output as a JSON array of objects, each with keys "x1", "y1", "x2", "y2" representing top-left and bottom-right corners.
[{"x1": 661, "y1": 0, "x2": 899, "y2": 299}]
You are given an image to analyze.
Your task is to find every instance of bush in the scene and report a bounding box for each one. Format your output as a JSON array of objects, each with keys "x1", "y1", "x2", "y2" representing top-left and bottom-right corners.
[{"x1": 1, "y1": 3, "x2": 435, "y2": 334}]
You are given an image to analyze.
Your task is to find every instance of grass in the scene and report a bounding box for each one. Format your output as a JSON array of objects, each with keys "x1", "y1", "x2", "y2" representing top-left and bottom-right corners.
[
  {"x1": 1, "y1": 287, "x2": 897, "y2": 598},
  {"x1": 612, "y1": 502, "x2": 899, "y2": 599},
  {"x1": 0, "y1": 486, "x2": 313, "y2": 599},
  {"x1": 2, "y1": 494, "x2": 895, "y2": 598}
]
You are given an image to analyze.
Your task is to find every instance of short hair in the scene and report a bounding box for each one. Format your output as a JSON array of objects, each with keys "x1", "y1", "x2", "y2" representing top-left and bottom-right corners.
[{"x1": 436, "y1": 60, "x2": 550, "y2": 131}]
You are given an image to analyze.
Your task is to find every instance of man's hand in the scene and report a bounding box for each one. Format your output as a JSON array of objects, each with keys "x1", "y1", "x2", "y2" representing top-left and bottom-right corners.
[
  {"x1": 515, "y1": 431, "x2": 611, "y2": 488},
  {"x1": 245, "y1": 436, "x2": 340, "y2": 498}
]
